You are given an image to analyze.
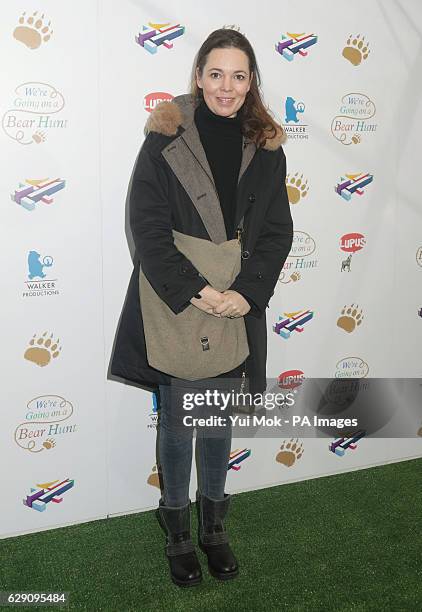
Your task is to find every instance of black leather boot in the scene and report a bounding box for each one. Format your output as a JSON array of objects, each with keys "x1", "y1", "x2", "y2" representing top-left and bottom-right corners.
[
  {"x1": 196, "y1": 491, "x2": 239, "y2": 580},
  {"x1": 156, "y1": 499, "x2": 202, "y2": 587}
]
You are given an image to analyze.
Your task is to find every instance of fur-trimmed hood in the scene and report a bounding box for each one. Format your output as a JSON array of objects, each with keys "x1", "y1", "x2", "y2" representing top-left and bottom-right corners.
[{"x1": 144, "y1": 93, "x2": 285, "y2": 150}]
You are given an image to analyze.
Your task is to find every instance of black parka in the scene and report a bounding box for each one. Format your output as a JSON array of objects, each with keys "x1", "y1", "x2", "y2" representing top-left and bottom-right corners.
[{"x1": 109, "y1": 94, "x2": 293, "y2": 395}]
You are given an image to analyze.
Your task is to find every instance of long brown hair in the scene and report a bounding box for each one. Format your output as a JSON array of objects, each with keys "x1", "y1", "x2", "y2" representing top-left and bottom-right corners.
[{"x1": 190, "y1": 28, "x2": 284, "y2": 148}]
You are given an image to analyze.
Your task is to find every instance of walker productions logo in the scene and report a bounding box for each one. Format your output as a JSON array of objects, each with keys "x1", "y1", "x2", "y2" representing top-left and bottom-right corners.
[
  {"x1": 135, "y1": 22, "x2": 185, "y2": 54},
  {"x1": 144, "y1": 91, "x2": 173, "y2": 112},
  {"x1": 336, "y1": 173, "x2": 373, "y2": 202},
  {"x1": 331, "y1": 93, "x2": 377, "y2": 145},
  {"x1": 23, "y1": 478, "x2": 74, "y2": 512},
  {"x1": 24, "y1": 251, "x2": 59, "y2": 298},
  {"x1": 13, "y1": 11, "x2": 53, "y2": 50},
  {"x1": 11, "y1": 178, "x2": 66, "y2": 211},
  {"x1": 286, "y1": 173, "x2": 309, "y2": 205},
  {"x1": 276, "y1": 438, "x2": 304, "y2": 467},
  {"x1": 275, "y1": 32, "x2": 318, "y2": 61},
  {"x1": 339, "y1": 232, "x2": 366, "y2": 272},
  {"x1": 2, "y1": 83, "x2": 67, "y2": 145},
  {"x1": 336, "y1": 304, "x2": 364, "y2": 333},
  {"x1": 334, "y1": 357, "x2": 369, "y2": 378},
  {"x1": 416, "y1": 247, "x2": 422, "y2": 268},
  {"x1": 342, "y1": 35, "x2": 370, "y2": 66},
  {"x1": 228, "y1": 448, "x2": 251, "y2": 471},
  {"x1": 278, "y1": 370, "x2": 305, "y2": 390},
  {"x1": 24, "y1": 332, "x2": 62, "y2": 367},
  {"x1": 15, "y1": 395, "x2": 75, "y2": 453},
  {"x1": 273, "y1": 309, "x2": 314, "y2": 339},
  {"x1": 279, "y1": 230, "x2": 318, "y2": 284},
  {"x1": 148, "y1": 392, "x2": 159, "y2": 429},
  {"x1": 329, "y1": 430, "x2": 366, "y2": 456},
  {"x1": 282, "y1": 96, "x2": 309, "y2": 140}
]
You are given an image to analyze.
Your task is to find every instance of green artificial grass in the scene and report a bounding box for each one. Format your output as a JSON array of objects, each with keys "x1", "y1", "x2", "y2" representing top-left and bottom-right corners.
[{"x1": 1, "y1": 458, "x2": 421, "y2": 612}]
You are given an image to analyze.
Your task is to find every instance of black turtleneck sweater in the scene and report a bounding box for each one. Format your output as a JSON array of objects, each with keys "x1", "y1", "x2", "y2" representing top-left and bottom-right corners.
[
  {"x1": 194, "y1": 99, "x2": 248, "y2": 380},
  {"x1": 194, "y1": 99, "x2": 243, "y2": 239}
]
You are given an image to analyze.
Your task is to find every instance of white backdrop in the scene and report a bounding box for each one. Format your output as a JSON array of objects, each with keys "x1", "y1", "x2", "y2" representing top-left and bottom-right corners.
[{"x1": 1, "y1": 0, "x2": 421, "y2": 539}]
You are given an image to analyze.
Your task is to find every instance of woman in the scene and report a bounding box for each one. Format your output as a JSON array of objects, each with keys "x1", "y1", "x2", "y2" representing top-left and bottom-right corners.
[{"x1": 110, "y1": 28, "x2": 293, "y2": 587}]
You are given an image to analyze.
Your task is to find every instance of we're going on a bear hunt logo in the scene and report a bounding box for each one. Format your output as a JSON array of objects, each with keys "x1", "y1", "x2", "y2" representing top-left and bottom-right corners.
[
  {"x1": 2, "y1": 83, "x2": 67, "y2": 145},
  {"x1": 331, "y1": 93, "x2": 377, "y2": 145},
  {"x1": 279, "y1": 230, "x2": 318, "y2": 284},
  {"x1": 24, "y1": 251, "x2": 59, "y2": 298},
  {"x1": 15, "y1": 395, "x2": 75, "y2": 453}
]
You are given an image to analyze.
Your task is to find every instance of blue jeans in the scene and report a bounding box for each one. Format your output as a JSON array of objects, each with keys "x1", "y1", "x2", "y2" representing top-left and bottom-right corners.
[{"x1": 157, "y1": 382, "x2": 233, "y2": 507}]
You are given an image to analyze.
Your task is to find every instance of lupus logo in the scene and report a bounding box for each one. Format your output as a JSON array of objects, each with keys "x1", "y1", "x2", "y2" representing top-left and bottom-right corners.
[
  {"x1": 282, "y1": 97, "x2": 309, "y2": 140},
  {"x1": 336, "y1": 173, "x2": 373, "y2": 201},
  {"x1": 278, "y1": 370, "x2": 305, "y2": 390},
  {"x1": 275, "y1": 32, "x2": 318, "y2": 61},
  {"x1": 24, "y1": 251, "x2": 58, "y2": 298},
  {"x1": 340, "y1": 232, "x2": 366, "y2": 272},
  {"x1": 23, "y1": 478, "x2": 74, "y2": 512},
  {"x1": 279, "y1": 231, "x2": 318, "y2": 284},
  {"x1": 144, "y1": 92, "x2": 173, "y2": 112},
  {"x1": 2, "y1": 83, "x2": 67, "y2": 145},
  {"x1": 15, "y1": 395, "x2": 75, "y2": 453},
  {"x1": 135, "y1": 22, "x2": 185, "y2": 54},
  {"x1": 273, "y1": 310, "x2": 314, "y2": 339},
  {"x1": 329, "y1": 430, "x2": 365, "y2": 456},
  {"x1": 24, "y1": 332, "x2": 61, "y2": 367},
  {"x1": 331, "y1": 93, "x2": 377, "y2": 145},
  {"x1": 12, "y1": 178, "x2": 65, "y2": 211},
  {"x1": 334, "y1": 357, "x2": 369, "y2": 378},
  {"x1": 228, "y1": 448, "x2": 251, "y2": 471},
  {"x1": 342, "y1": 35, "x2": 370, "y2": 66},
  {"x1": 13, "y1": 11, "x2": 53, "y2": 50},
  {"x1": 337, "y1": 304, "x2": 364, "y2": 333}
]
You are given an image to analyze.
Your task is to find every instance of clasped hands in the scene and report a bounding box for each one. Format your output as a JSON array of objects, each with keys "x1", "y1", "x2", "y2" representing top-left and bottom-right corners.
[{"x1": 190, "y1": 285, "x2": 250, "y2": 318}]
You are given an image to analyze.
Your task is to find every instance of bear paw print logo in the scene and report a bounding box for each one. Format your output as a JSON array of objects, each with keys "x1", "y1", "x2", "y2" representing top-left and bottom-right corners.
[
  {"x1": 337, "y1": 304, "x2": 364, "y2": 333},
  {"x1": 13, "y1": 11, "x2": 53, "y2": 50},
  {"x1": 147, "y1": 464, "x2": 161, "y2": 488},
  {"x1": 286, "y1": 173, "x2": 309, "y2": 205},
  {"x1": 32, "y1": 130, "x2": 47, "y2": 144},
  {"x1": 24, "y1": 332, "x2": 61, "y2": 367},
  {"x1": 352, "y1": 133, "x2": 361, "y2": 145},
  {"x1": 342, "y1": 34, "x2": 370, "y2": 66},
  {"x1": 276, "y1": 438, "x2": 304, "y2": 467},
  {"x1": 42, "y1": 438, "x2": 56, "y2": 450}
]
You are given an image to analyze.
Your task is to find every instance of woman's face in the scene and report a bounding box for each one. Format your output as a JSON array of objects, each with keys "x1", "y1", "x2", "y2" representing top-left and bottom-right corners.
[{"x1": 196, "y1": 47, "x2": 253, "y2": 118}]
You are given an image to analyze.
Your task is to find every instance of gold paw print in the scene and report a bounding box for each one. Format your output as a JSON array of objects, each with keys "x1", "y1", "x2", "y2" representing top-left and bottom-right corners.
[
  {"x1": 286, "y1": 173, "x2": 309, "y2": 205},
  {"x1": 24, "y1": 332, "x2": 61, "y2": 367},
  {"x1": 42, "y1": 438, "x2": 56, "y2": 450},
  {"x1": 32, "y1": 131, "x2": 47, "y2": 144},
  {"x1": 337, "y1": 304, "x2": 364, "y2": 333},
  {"x1": 279, "y1": 270, "x2": 301, "y2": 284},
  {"x1": 342, "y1": 34, "x2": 370, "y2": 66},
  {"x1": 352, "y1": 133, "x2": 361, "y2": 145},
  {"x1": 276, "y1": 438, "x2": 304, "y2": 467},
  {"x1": 147, "y1": 464, "x2": 161, "y2": 489},
  {"x1": 13, "y1": 11, "x2": 53, "y2": 50}
]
